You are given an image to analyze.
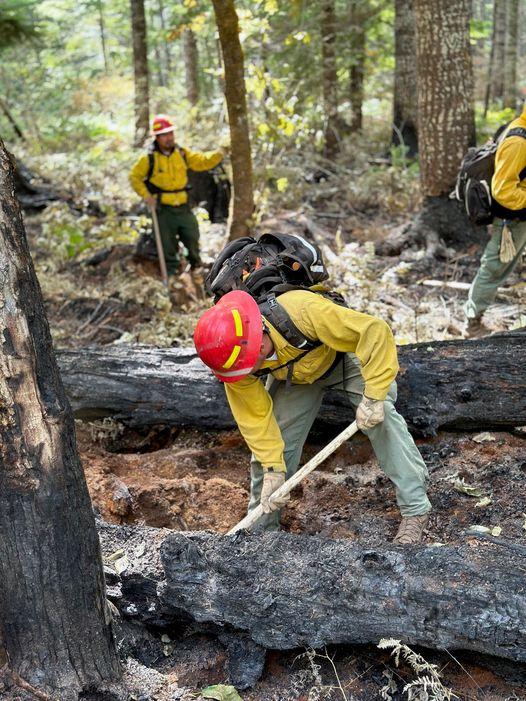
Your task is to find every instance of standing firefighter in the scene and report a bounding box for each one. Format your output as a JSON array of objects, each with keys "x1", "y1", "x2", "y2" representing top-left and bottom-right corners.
[
  {"x1": 194, "y1": 260, "x2": 432, "y2": 543},
  {"x1": 464, "y1": 105, "x2": 526, "y2": 337},
  {"x1": 129, "y1": 114, "x2": 223, "y2": 277}
]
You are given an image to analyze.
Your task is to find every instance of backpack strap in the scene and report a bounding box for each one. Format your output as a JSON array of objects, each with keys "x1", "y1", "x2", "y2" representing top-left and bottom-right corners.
[{"x1": 258, "y1": 293, "x2": 320, "y2": 351}]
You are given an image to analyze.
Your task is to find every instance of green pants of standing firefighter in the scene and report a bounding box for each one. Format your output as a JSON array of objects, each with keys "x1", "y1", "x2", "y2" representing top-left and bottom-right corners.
[
  {"x1": 248, "y1": 353, "x2": 431, "y2": 531},
  {"x1": 464, "y1": 218, "x2": 526, "y2": 319},
  {"x1": 156, "y1": 203, "x2": 201, "y2": 275}
]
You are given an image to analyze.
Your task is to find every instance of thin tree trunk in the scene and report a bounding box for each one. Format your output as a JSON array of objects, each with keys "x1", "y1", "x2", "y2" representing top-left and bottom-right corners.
[
  {"x1": 130, "y1": 0, "x2": 150, "y2": 147},
  {"x1": 392, "y1": 0, "x2": 418, "y2": 156},
  {"x1": 97, "y1": 0, "x2": 109, "y2": 73},
  {"x1": 491, "y1": 0, "x2": 507, "y2": 104},
  {"x1": 320, "y1": 0, "x2": 339, "y2": 158},
  {"x1": 183, "y1": 28, "x2": 200, "y2": 106},
  {"x1": 211, "y1": 0, "x2": 254, "y2": 239},
  {"x1": 410, "y1": 0, "x2": 476, "y2": 248},
  {"x1": 150, "y1": 6, "x2": 166, "y2": 88},
  {"x1": 0, "y1": 98, "x2": 25, "y2": 141},
  {"x1": 157, "y1": 0, "x2": 173, "y2": 82},
  {"x1": 0, "y1": 143, "x2": 121, "y2": 699},
  {"x1": 349, "y1": 0, "x2": 366, "y2": 134},
  {"x1": 503, "y1": 0, "x2": 519, "y2": 109}
]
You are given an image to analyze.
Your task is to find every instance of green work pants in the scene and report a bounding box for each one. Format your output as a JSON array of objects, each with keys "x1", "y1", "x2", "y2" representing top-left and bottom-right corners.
[
  {"x1": 464, "y1": 218, "x2": 526, "y2": 319},
  {"x1": 248, "y1": 353, "x2": 432, "y2": 531},
  {"x1": 156, "y1": 203, "x2": 201, "y2": 275}
]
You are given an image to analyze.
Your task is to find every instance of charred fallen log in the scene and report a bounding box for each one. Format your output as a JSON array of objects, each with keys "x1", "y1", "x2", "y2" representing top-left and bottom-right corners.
[
  {"x1": 160, "y1": 530, "x2": 526, "y2": 662},
  {"x1": 99, "y1": 523, "x2": 526, "y2": 664},
  {"x1": 58, "y1": 332, "x2": 526, "y2": 436}
]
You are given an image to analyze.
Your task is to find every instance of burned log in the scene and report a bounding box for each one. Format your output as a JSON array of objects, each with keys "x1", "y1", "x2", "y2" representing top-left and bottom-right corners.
[
  {"x1": 57, "y1": 331, "x2": 526, "y2": 436},
  {"x1": 99, "y1": 524, "x2": 526, "y2": 664},
  {"x1": 160, "y1": 531, "x2": 526, "y2": 662}
]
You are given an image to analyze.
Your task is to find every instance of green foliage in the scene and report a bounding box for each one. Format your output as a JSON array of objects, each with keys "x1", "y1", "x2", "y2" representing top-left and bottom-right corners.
[
  {"x1": 0, "y1": 1, "x2": 39, "y2": 49},
  {"x1": 475, "y1": 105, "x2": 518, "y2": 143}
]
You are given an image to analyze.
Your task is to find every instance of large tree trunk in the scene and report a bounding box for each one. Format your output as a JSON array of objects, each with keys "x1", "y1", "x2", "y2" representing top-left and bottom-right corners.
[
  {"x1": 410, "y1": 0, "x2": 476, "y2": 249},
  {"x1": 183, "y1": 28, "x2": 200, "y2": 106},
  {"x1": 320, "y1": 0, "x2": 339, "y2": 158},
  {"x1": 56, "y1": 332, "x2": 526, "y2": 437},
  {"x1": 99, "y1": 525, "x2": 526, "y2": 664},
  {"x1": 392, "y1": 0, "x2": 418, "y2": 157},
  {"x1": 130, "y1": 0, "x2": 150, "y2": 147},
  {"x1": 348, "y1": 0, "x2": 366, "y2": 134},
  {"x1": 503, "y1": 0, "x2": 519, "y2": 110},
  {"x1": 211, "y1": 0, "x2": 254, "y2": 240},
  {"x1": 0, "y1": 143, "x2": 121, "y2": 698}
]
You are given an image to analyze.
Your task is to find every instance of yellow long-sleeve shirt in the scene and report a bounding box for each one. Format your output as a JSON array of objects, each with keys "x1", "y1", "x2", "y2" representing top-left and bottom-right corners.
[
  {"x1": 129, "y1": 145, "x2": 223, "y2": 207},
  {"x1": 224, "y1": 290, "x2": 399, "y2": 471},
  {"x1": 492, "y1": 105, "x2": 526, "y2": 212}
]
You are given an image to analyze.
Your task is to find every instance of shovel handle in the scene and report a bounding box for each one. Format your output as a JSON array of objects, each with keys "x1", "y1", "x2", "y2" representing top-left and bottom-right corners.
[
  {"x1": 227, "y1": 420, "x2": 359, "y2": 535},
  {"x1": 150, "y1": 205, "x2": 169, "y2": 288}
]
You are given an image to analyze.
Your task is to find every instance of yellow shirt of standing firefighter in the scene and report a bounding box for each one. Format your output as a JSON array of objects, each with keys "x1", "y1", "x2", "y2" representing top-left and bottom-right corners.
[
  {"x1": 129, "y1": 115, "x2": 223, "y2": 208},
  {"x1": 491, "y1": 104, "x2": 526, "y2": 212},
  {"x1": 194, "y1": 289, "x2": 432, "y2": 543}
]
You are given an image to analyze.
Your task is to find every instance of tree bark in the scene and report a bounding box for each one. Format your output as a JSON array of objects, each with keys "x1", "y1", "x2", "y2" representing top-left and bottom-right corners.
[
  {"x1": 320, "y1": 0, "x2": 339, "y2": 158},
  {"x1": 0, "y1": 142, "x2": 121, "y2": 698},
  {"x1": 211, "y1": 0, "x2": 254, "y2": 239},
  {"x1": 503, "y1": 0, "x2": 519, "y2": 110},
  {"x1": 96, "y1": 0, "x2": 109, "y2": 73},
  {"x1": 490, "y1": 0, "x2": 507, "y2": 105},
  {"x1": 130, "y1": 0, "x2": 150, "y2": 147},
  {"x1": 348, "y1": 0, "x2": 366, "y2": 134},
  {"x1": 99, "y1": 525, "x2": 526, "y2": 664},
  {"x1": 392, "y1": 0, "x2": 418, "y2": 157},
  {"x1": 183, "y1": 28, "x2": 200, "y2": 106},
  {"x1": 157, "y1": 0, "x2": 173, "y2": 82},
  {"x1": 56, "y1": 332, "x2": 526, "y2": 437},
  {"x1": 412, "y1": 0, "x2": 476, "y2": 248}
]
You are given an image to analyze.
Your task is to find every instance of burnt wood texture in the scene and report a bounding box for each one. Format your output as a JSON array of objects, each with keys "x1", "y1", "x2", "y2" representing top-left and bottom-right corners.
[
  {"x1": 0, "y1": 141, "x2": 121, "y2": 699},
  {"x1": 57, "y1": 332, "x2": 526, "y2": 436}
]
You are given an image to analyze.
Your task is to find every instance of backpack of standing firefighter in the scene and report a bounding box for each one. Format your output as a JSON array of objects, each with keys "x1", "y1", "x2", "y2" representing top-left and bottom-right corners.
[
  {"x1": 206, "y1": 232, "x2": 343, "y2": 358},
  {"x1": 454, "y1": 125, "x2": 526, "y2": 225}
]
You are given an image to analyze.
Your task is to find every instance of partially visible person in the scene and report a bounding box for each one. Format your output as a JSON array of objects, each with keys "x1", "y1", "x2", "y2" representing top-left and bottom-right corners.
[
  {"x1": 129, "y1": 114, "x2": 223, "y2": 277},
  {"x1": 464, "y1": 105, "x2": 526, "y2": 338}
]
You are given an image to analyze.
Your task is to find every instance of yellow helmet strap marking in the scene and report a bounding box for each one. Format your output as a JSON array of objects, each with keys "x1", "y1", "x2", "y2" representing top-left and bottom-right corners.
[
  {"x1": 223, "y1": 344, "x2": 241, "y2": 369},
  {"x1": 231, "y1": 309, "x2": 243, "y2": 337}
]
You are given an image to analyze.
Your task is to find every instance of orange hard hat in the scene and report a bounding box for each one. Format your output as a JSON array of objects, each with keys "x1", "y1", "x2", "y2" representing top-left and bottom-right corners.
[
  {"x1": 151, "y1": 114, "x2": 175, "y2": 135},
  {"x1": 194, "y1": 291, "x2": 263, "y2": 383}
]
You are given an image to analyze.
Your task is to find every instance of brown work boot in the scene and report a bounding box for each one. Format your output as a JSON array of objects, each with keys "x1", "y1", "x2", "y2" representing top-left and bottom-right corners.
[
  {"x1": 393, "y1": 513, "x2": 429, "y2": 545},
  {"x1": 464, "y1": 316, "x2": 491, "y2": 339}
]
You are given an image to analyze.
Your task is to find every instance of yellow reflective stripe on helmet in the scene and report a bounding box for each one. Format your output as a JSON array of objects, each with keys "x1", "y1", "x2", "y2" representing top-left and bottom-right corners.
[
  {"x1": 231, "y1": 309, "x2": 243, "y2": 337},
  {"x1": 223, "y1": 344, "x2": 241, "y2": 369}
]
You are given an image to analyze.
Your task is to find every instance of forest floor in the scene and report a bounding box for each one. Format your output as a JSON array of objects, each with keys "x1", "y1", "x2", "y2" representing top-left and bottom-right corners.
[{"x1": 16, "y1": 162, "x2": 526, "y2": 700}]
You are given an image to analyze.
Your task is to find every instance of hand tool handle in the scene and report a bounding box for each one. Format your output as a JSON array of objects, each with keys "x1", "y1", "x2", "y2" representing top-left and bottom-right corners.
[
  {"x1": 150, "y1": 205, "x2": 169, "y2": 288},
  {"x1": 227, "y1": 420, "x2": 359, "y2": 534}
]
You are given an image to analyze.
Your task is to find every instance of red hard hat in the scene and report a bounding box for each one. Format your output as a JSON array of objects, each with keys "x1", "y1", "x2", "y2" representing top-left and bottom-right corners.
[
  {"x1": 194, "y1": 291, "x2": 263, "y2": 383},
  {"x1": 151, "y1": 114, "x2": 175, "y2": 135}
]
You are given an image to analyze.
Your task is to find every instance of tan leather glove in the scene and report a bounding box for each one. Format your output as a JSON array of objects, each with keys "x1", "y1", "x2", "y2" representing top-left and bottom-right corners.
[
  {"x1": 260, "y1": 469, "x2": 290, "y2": 513},
  {"x1": 356, "y1": 396, "x2": 385, "y2": 430}
]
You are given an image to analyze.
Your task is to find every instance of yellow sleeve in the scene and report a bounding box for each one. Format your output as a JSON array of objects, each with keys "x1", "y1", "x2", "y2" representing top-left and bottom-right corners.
[
  {"x1": 129, "y1": 154, "x2": 150, "y2": 200},
  {"x1": 298, "y1": 295, "x2": 399, "y2": 400},
  {"x1": 224, "y1": 375, "x2": 286, "y2": 471},
  {"x1": 183, "y1": 147, "x2": 223, "y2": 172},
  {"x1": 492, "y1": 136, "x2": 526, "y2": 211}
]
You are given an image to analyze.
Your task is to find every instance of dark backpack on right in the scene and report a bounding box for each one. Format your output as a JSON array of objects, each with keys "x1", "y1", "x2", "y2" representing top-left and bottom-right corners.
[{"x1": 454, "y1": 125, "x2": 526, "y2": 225}]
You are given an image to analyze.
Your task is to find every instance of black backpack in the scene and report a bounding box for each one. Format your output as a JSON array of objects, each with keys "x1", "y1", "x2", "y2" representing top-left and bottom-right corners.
[
  {"x1": 454, "y1": 126, "x2": 526, "y2": 225},
  {"x1": 206, "y1": 233, "x2": 343, "y2": 377}
]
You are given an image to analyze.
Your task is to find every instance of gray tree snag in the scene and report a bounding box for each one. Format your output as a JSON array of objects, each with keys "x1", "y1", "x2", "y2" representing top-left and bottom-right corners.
[
  {"x1": 348, "y1": 0, "x2": 366, "y2": 134},
  {"x1": 392, "y1": 0, "x2": 418, "y2": 157},
  {"x1": 130, "y1": 0, "x2": 150, "y2": 147},
  {"x1": 211, "y1": 0, "x2": 254, "y2": 240},
  {"x1": 405, "y1": 0, "x2": 478, "y2": 251},
  {"x1": 491, "y1": 0, "x2": 507, "y2": 104},
  {"x1": 321, "y1": 0, "x2": 339, "y2": 158},
  {"x1": 184, "y1": 28, "x2": 200, "y2": 106},
  {"x1": 0, "y1": 142, "x2": 121, "y2": 699}
]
